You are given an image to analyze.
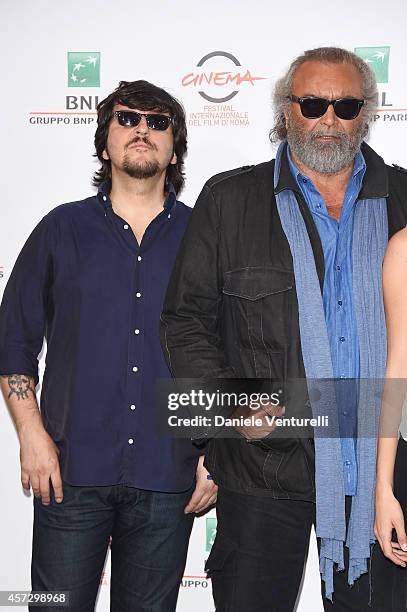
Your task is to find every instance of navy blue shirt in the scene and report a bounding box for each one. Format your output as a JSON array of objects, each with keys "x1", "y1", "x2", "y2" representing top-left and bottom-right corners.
[
  {"x1": 288, "y1": 147, "x2": 366, "y2": 495},
  {"x1": 0, "y1": 181, "x2": 200, "y2": 492}
]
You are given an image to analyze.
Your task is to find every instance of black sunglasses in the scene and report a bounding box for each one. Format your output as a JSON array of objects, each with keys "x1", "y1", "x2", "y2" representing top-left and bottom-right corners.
[
  {"x1": 288, "y1": 95, "x2": 365, "y2": 120},
  {"x1": 113, "y1": 110, "x2": 172, "y2": 131}
]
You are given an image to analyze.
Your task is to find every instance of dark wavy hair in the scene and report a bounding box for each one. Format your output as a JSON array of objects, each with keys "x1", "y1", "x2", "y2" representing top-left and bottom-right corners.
[{"x1": 93, "y1": 80, "x2": 187, "y2": 194}]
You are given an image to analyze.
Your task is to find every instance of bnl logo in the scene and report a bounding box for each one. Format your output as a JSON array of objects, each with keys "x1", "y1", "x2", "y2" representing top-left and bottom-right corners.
[
  {"x1": 206, "y1": 518, "x2": 217, "y2": 552},
  {"x1": 67, "y1": 52, "x2": 100, "y2": 87},
  {"x1": 354, "y1": 46, "x2": 390, "y2": 83}
]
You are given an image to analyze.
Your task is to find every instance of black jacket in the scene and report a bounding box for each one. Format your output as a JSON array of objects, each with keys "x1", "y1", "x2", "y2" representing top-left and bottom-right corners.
[{"x1": 160, "y1": 142, "x2": 407, "y2": 501}]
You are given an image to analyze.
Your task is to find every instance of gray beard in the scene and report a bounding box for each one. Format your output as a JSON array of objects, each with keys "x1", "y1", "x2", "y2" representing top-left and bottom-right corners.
[
  {"x1": 122, "y1": 157, "x2": 160, "y2": 180},
  {"x1": 287, "y1": 119, "x2": 365, "y2": 174}
]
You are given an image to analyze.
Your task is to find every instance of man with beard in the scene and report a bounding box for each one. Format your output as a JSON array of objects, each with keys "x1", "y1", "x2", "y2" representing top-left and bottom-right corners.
[
  {"x1": 0, "y1": 80, "x2": 217, "y2": 612},
  {"x1": 160, "y1": 48, "x2": 407, "y2": 610}
]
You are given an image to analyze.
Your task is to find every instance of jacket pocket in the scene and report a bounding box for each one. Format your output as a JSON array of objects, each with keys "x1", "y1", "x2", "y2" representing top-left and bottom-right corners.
[
  {"x1": 223, "y1": 266, "x2": 293, "y2": 300},
  {"x1": 262, "y1": 440, "x2": 315, "y2": 498},
  {"x1": 222, "y1": 266, "x2": 294, "y2": 377}
]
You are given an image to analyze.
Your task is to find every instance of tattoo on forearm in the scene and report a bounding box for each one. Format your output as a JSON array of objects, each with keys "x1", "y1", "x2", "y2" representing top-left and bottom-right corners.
[{"x1": 3, "y1": 374, "x2": 35, "y2": 400}]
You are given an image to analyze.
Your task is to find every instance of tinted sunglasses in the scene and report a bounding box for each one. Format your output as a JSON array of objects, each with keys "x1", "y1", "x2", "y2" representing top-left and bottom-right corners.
[
  {"x1": 113, "y1": 110, "x2": 172, "y2": 131},
  {"x1": 288, "y1": 95, "x2": 365, "y2": 120}
]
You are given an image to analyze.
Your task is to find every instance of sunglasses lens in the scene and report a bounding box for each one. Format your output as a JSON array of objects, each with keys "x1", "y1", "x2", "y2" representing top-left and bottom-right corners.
[
  {"x1": 116, "y1": 112, "x2": 141, "y2": 127},
  {"x1": 115, "y1": 111, "x2": 171, "y2": 130},
  {"x1": 299, "y1": 98, "x2": 329, "y2": 119},
  {"x1": 146, "y1": 114, "x2": 171, "y2": 130},
  {"x1": 333, "y1": 99, "x2": 362, "y2": 120}
]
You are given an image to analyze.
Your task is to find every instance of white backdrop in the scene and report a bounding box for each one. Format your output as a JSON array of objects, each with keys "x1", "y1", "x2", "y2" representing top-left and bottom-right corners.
[{"x1": 1, "y1": 1, "x2": 407, "y2": 610}]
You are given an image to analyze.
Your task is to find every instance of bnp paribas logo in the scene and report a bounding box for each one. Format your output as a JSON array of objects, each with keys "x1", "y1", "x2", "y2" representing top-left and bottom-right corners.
[
  {"x1": 206, "y1": 518, "x2": 217, "y2": 552},
  {"x1": 67, "y1": 52, "x2": 100, "y2": 87},
  {"x1": 354, "y1": 46, "x2": 390, "y2": 83}
]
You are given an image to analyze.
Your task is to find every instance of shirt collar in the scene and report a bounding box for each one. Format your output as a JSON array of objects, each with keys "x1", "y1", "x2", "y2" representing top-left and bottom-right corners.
[
  {"x1": 97, "y1": 179, "x2": 178, "y2": 212},
  {"x1": 352, "y1": 150, "x2": 366, "y2": 178}
]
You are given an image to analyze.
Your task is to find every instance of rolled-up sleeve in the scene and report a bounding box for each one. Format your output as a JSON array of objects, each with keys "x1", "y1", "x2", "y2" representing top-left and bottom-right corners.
[{"x1": 0, "y1": 215, "x2": 54, "y2": 385}]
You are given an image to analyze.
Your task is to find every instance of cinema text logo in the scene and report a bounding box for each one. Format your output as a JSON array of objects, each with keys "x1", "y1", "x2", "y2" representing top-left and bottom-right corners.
[
  {"x1": 29, "y1": 51, "x2": 101, "y2": 127},
  {"x1": 183, "y1": 51, "x2": 265, "y2": 128},
  {"x1": 182, "y1": 51, "x2": 265, "y2": 103},
  {"x1": 355, "y1": 46, "x2": 407, "y2": 123}
]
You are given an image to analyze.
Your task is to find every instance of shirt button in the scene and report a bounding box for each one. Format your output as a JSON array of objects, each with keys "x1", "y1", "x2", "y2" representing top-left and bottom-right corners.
[
  {"x1": 128, "y1": 438, "x2": 134, "y2": 445},
  {"x1": 123, "y1": 224, "x2": 129, "y2": 230},
  {"x1": 167, "y1": 213, "x2": 171, "y2": 219},
  {"x1": 339, "y1": 337, "x2": 345, "y2": 342},
  {"x1": 136, "y1": 292, "x2": 142, "y2": 298},
  {"x1": 130, "y1": 404, "x2": 136, "y2": 411},
  {"x1": 336, "y1": 265, "x2": 341, "y2": 271},
  {"x1": 102, "y1": 195, "x2": 107, "y2": 201},
  {"x1": 137, "y1": 255, "x2": 142, "y2": 262},
  {"x1": 344, "y1": 460, "x2": 351, "y2": 466},
  {"x1": 340, "y1": 375, "x2": 345, "y2": 379},
  {"x1": 134, "y1": 329, "x2": 140, "y2": 335},
  {"x1": 342, "y1": 410, "x2": 348, "y2": 416},
  {"x1": 302, "y1": 178, "x2": 307, "y2": 184},
  {"x1": 132, "y1": 366, "x2": 138, "y2": 372},
  {"x1": 338, "y1": 300, "x2": 343, "y2": 306}
]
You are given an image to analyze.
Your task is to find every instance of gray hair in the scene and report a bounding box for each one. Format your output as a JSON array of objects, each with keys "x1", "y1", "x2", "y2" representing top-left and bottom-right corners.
[{"x1": 269, "y1": 47, "x2": 378, "y2": 143}]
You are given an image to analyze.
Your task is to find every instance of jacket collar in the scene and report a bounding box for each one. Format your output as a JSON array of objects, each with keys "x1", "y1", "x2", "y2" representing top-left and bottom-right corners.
[
  {"x1": 274, "y1": 140, "x2": 388, "y2": 199},
  {"x1": 358, "y1": 142, "x2": 389, "y2": 198}
]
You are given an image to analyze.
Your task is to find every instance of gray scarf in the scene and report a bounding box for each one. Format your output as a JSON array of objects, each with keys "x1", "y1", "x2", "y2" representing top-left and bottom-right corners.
[{"x1": 274, "y1": 141, "x2": 387, "y2": 600}]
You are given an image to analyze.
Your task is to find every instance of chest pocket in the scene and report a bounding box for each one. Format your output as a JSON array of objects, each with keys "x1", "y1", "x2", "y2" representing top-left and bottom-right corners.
[{"x1": 222, "y1": 266, "x2": 294, "y2": 378}]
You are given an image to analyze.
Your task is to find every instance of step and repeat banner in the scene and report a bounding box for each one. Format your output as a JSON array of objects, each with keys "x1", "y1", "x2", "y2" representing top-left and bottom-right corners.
[{"x1": 1, "y1": 1, "x2": 407, "y2": 610}]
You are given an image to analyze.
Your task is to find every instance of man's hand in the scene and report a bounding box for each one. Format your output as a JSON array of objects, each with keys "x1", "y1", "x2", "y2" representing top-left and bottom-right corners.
[
  {"x1": 375, "y1": 484, "x2": 407, "y2": 567},
  {"x1": 233, "y1": 401, "x2": 285, "y2": 440},
  {"x1": 0, "y1": 375, "x2": 63, "y2": 506},
  {"x1": 18, "y1": 417, "x2": 63, "y2": 506},
  {"x1": 184, "y1": 455, "x2": 217, "y2": 514}
]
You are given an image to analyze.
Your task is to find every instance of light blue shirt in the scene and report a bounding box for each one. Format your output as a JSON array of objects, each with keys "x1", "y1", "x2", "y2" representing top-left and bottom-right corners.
[{"x1": 287, "y1": 147, "x2": 366, "y2": 496}]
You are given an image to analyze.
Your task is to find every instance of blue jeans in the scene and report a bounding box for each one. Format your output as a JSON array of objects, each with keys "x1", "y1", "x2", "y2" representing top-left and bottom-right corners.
[{"x1": 31, "y1": 482, "x2": 194, "y2": 611}]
